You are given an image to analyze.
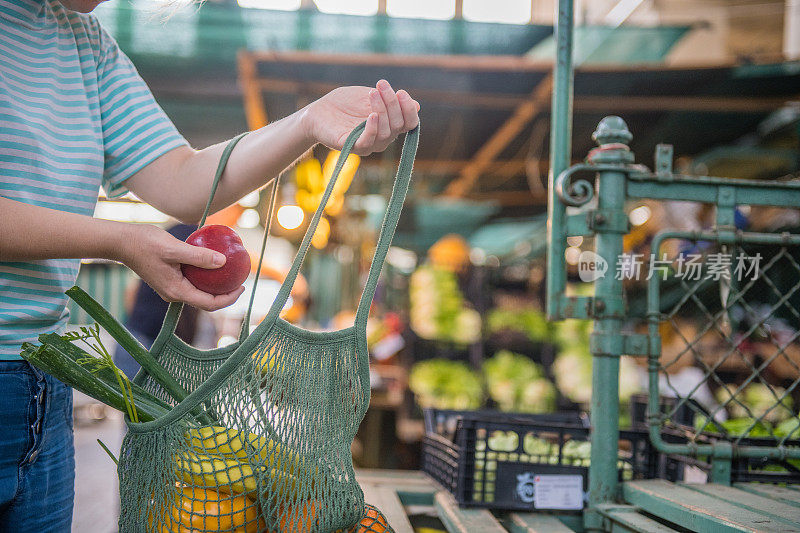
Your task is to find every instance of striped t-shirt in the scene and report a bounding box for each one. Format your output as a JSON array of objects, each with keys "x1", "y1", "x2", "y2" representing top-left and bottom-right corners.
[{"x1": 0, "y1": 0, "x2": 187, "y2": 359}]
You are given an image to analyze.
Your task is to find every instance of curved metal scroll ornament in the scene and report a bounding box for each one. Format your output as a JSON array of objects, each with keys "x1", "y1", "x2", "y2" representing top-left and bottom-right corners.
[{"x1": 555, "y1": 164, "x2": 596, "y2": 207}]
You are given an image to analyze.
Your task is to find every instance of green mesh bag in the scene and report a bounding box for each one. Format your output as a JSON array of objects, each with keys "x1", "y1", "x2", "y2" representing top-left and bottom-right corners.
[{"x1": 118, "y1": 122, "x2": 419, "y2": 533}]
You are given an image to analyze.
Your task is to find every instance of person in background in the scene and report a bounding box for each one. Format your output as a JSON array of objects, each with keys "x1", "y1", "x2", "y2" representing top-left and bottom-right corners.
[
  {"x1": 113, "y1": 224, "x2": 201, "y2": 378},
  {"x1": 0, "y1": 0, "x2": 420, "y2": 528}
]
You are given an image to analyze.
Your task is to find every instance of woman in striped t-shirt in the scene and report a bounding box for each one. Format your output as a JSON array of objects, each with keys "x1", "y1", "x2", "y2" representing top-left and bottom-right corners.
[{"x1": 0, "y1": 0, "x2": 420, "y2": 528}]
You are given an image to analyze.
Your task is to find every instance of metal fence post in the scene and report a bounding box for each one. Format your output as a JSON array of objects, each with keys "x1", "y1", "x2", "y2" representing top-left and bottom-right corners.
[
  {"x1": 546, "y1": 0, "x2": 574, "y2": 320},
  {"x1": 585, "y1": 117, "x2": 634, "y2": 531}
]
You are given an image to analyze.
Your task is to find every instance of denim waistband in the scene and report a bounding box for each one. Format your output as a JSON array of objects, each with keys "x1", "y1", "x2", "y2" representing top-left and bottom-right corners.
[{"x1": 0, "y1": 360, "x2": 40, "y2": 374}]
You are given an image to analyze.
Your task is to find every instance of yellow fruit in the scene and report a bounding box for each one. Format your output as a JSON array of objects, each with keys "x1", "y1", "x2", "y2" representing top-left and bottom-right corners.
[
  {"x1": 174, "y1": 449, "x2": 302, "y2": 501},
  {"x1": 295, "y1": 189, "x2": 314, "y2": 213},
  {"x1": 175, "y1": 449, "x2": 258, "y2": 495},
  {"x1": 322, "y1": 151, "x2": 359, "y2": 197},
  {"x1": 152, "y1": 484, "x2": 264, "y2": 533},
  {"x1": 311, "y1": 217, "x2": 330, "y2": 249},
  {"x1": 185, "y1": 426, "x2": 303, "y2": 477},
  {"x1": 324, "y1": 195, "x2": 344, "y2": 217},
  {"x1": 295, "y1": 158, "x2": 323, "y2": 192}
]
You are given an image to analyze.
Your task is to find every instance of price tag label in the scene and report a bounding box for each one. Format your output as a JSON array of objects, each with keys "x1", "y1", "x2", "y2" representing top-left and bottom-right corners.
[{"x1": 533, "y1": 474, "x2": 584, "y2": 510}]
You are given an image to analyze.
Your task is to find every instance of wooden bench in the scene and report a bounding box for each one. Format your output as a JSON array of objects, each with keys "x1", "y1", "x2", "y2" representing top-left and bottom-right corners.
[{"x1": 357, "y1": 470, "x2": 800, "y2": 533}]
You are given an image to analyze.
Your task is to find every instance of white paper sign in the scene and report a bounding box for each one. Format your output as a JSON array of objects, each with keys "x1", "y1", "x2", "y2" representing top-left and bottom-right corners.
[{"x1": 533, "y1": 474, "x2": 584, "y2": 510}]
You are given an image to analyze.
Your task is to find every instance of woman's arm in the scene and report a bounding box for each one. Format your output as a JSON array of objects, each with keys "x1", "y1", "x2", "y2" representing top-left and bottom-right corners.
[
  {"x1": 0, "y1": 197, "x2": 243, "y2": 311},
  {"x1": 124, "y1": 81, "x2": 420, "y2": 223}
]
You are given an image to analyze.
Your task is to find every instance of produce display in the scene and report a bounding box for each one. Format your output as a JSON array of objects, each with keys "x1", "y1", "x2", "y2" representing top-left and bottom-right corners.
[
  {"x1": 486, "y1": 308, "x2": 551, "y2": 343},
  {"x1": 551, "y1": 320, "x2": 642, "y2": 406},
  {"x1": 182, "y1": 224, "x2": 251, "y2": 295},
  {"x1": 427, "y1": 234, "x2": 471, "y2": 273},
  {"x1": 408, "y1": 359, "x2": 483, "y2": 410},
  {"x1": 716, "y1": 383, "x2": 795, "y2": 423},
  {"x1": 482, "y1": 350, "x2": 555, "y2": 413},
  {"x1": 409, "y1": 265, "x2": 480, "y2": 344}
]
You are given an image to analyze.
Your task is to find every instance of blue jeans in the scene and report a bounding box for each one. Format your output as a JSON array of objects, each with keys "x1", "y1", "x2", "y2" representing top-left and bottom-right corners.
[{"x1": 0, "y1": 361, "x2": 74, "y2": 532}]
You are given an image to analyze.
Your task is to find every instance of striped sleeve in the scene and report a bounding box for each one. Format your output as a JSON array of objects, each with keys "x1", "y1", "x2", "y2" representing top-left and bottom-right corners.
[{"x1": 96, "y1": 26, "x2": 187, "y2": 197}]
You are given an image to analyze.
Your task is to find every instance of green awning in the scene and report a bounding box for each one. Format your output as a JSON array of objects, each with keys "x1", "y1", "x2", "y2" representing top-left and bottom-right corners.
[
  {"x1": 526, "y1": 25, "x2": 690, "y2": 64},
  {"x1": 93, "y1": 1, "x2": 553, "y2": 63},
  {"x1": 469, "y1": 216, "x2": 547, "y2": 261},
  {"x1": 392, "y1": 199, "x2": 501, "y2": 252}
]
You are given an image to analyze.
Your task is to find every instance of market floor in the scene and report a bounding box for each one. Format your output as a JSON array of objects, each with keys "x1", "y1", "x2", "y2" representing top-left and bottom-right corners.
[{"x1": 72, "y1": 390, "x2": 125, "y2": 533}]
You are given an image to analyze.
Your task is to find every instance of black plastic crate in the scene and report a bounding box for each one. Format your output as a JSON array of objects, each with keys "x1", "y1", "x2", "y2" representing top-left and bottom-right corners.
[
  {"x1": 421, "y1": 408, "x2": 676, "y2": 511},
  {"x1": 663, "y1": 432, "x2": 800, "y2": 484},
  {"x1": 630, "y1": 395, "x2": 800, "y2": 483}
]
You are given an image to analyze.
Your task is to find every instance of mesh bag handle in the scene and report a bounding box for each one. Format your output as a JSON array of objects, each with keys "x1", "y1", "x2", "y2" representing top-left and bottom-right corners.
[
  {"x1": 262, "y1": 121, "x2": 420, "y2": 328},
  {"x1": 155, "y1": 132, "x2": 280, "y2": 345},
  {"x1": 130, "y1": 122, "x2": 419, "y2": 431}
]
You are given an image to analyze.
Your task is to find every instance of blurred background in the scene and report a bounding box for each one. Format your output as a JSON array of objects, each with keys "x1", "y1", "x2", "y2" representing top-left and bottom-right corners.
[{"x1": 70, "y1": 0, "x2": 800, "y2": 530}]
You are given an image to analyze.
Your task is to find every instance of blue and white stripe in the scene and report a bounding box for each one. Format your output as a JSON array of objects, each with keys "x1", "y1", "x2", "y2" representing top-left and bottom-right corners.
[{"x1": 0, "y1": 0, "x2": 187, "y2": 358}]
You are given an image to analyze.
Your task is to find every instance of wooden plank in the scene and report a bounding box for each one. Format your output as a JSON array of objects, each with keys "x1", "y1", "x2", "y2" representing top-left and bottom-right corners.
[
  {"x1": 623, "y1": 480, "x2": 800, "y2": 533},
  {"x1": 236, "y1": 52, "x2": 269, "y2": 130},
  {"x1": 434, "y1": 491, "x2": 506, "y2": 533},
  {"x1": 445, "y1": 73, "x2": 553, "y2": 197},
  {"x1": 599, "y1": 505, "x2": 681, "y2": 533},
  {"x1": 509, "y1": 512, "x2": 574, "y2": 533},
  {"x1": 684, "y1": 483, "x2": 800, "y2": 525},
  {"x1": 396, "y1": 488, "x2": 436, "y2": 507},
  {"x1": 253, "y1": 76, "x2": 796, "y2": 113},
  {"x1": 246, "y1": 49, "x2": 788, "y2": 74},
  {"x1": 362, "y1": 483, "x2": 414, "y2": 533},
  {"x1": 734, "y1": 483, "x2": 800, "y2": 509},
  {"x1": 356, "y1": 468, "x2": 437, "y2": 489}
]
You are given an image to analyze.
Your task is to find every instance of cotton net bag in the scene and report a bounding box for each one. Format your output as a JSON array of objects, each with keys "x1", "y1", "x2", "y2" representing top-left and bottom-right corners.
[{"x1": 118, "y1": 121, "x2": 419, "y2": 532}]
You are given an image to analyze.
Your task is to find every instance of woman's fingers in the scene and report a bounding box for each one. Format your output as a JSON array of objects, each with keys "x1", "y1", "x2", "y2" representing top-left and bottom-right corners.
[
  {"x1": 397, "y1": 90, "x2": 420, "y2": 129},
  {"x1": 354, "y1": 112, "x2": 379, "y2": 155},
  {"x1": 164, "y1": 239, "x2": 226, "y2": 269},
  {"x1": 377, "y1": 80, "x2": 405, "y2": 134},
  {"x1": 369, "y1": 88, "x2": 392, "y2": 143},
  {"x1": 173, "y1": 281, "x2": 245, "y2": 312}
]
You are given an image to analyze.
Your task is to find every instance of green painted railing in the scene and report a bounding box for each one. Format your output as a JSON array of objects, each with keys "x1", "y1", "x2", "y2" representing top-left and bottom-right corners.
[
  {"x1": 547, "y1": 1, "x2": 800, "y2": 521},
  {"x1": 548, "y1": 112, "x2": 800, "y2": 526}
]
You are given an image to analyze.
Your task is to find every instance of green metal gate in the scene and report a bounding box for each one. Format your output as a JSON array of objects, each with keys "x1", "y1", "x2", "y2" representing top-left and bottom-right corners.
[{"x1": 545, "y1": 3, "x2": 800, "y2": 531}]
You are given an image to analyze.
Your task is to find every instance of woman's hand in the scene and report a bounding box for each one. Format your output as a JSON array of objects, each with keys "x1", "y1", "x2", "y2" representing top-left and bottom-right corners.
[
  {"x1": 302, "y1": 80, "x2": 420, "y2": 156},
  {"x1": 118, "y1": 224, "x2": 245, "y2": 312}
]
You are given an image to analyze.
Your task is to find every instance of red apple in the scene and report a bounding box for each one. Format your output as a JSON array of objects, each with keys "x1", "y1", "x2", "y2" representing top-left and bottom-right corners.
[{"x1": 181, "y1": 225, "x2": 250, "y2": 295}]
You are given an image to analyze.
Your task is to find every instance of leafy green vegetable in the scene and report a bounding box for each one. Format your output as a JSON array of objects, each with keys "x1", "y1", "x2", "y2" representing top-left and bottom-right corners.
[
  {"x1": 716, "y1": 383, "x2": 794, "y2": 423},
  {"x1": 64, "y1": 324, "x2": 139, "y2": 423},
  {"x1": 21, "y1": 339, "x2": 171, "y2": 423},
  {"x1": 486, "y1": 309, "x2": 550, "y2": 342},
  {"x1": 409, "y1": 359, "x2": 483, "y2": 410},
  {"x1": 553, "y1": 320, "x2": 592, "y2": 350},
  {"x1": 409, "y1": 266, "x2": 481, "y2": 345},
  {"x1": 482, "y1": 350, "x2": 555, "y2": 413},
  {"x1": 722, "y1": 417, "x2": 772, "y2": 437},
  {"x1": 697, "y1": 417, "x2": 773, "y2": 437},
  {"x1": 553, "y1": 347, "x2": 593, "y2": 405},
  {"x1": 562, "y1": 440, "x2": 591, "y2": 466},
  {"x1": 775, "y1": 417, "x2": 800, "y2": 438},
  {"x1": 523, "y1": 435, "x2": 552, "y2": 456},
  {"x1": 487, "y1": 431, "x2": 518, "y2": 452}
]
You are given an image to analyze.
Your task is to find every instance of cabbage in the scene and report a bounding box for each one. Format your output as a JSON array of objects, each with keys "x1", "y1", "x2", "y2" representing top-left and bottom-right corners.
[
  {"x1": 486, "y1": 309, "x2": 551, "y2": 342},
  {"x1": 553, "y1": 348, "x2": 593, "y2": 405},
  {"x1": 775, "y1": 417, "x2": 800, "y2": 438},
  {"x1": 482, "y1": 350, "x2": 555, "y2": 413},
  {"x1": 409, "y1": 265, "x2": 481, "y2": 344},
  {"x1": 409, "y1": 359, "x2": 483, "y2": 410},
  {"x1": 715, "y1": 383, "x2": 794, "y2": 423}
]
